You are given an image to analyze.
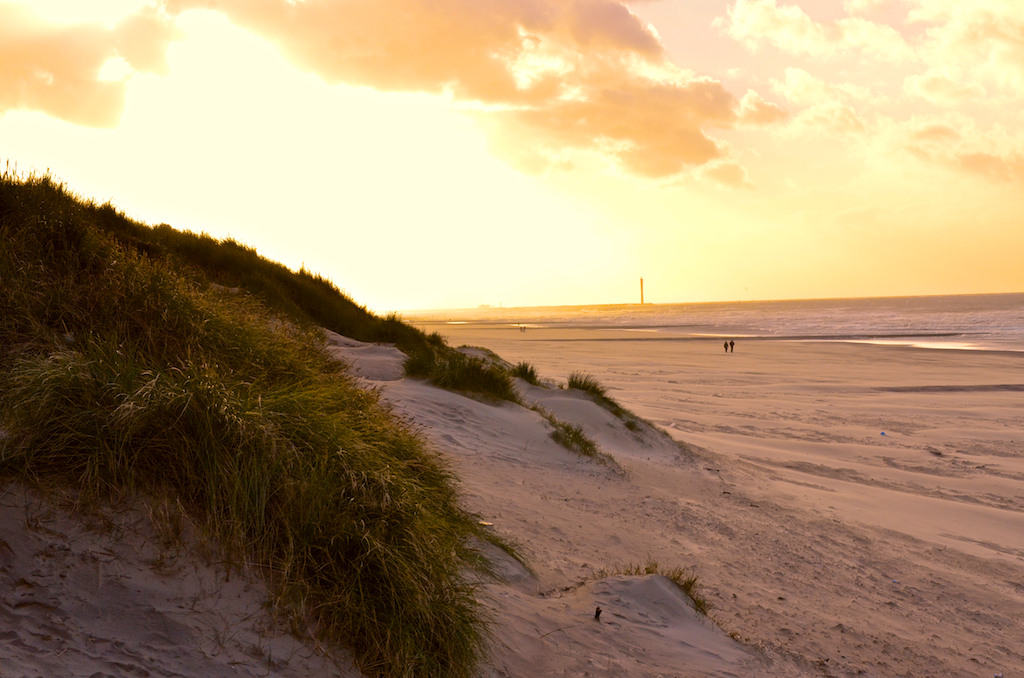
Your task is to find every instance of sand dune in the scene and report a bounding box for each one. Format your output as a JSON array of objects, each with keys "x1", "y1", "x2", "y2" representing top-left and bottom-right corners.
[
  {"x1": 331, "y1": 334, "x2": 796, "y2": 677},
  {"x1": 0, "y1": 484, "x2": 359, "y2": 678}
]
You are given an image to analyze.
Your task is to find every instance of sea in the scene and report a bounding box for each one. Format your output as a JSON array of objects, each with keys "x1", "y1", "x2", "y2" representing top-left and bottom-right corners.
[{"x1": 409, "y1": 293, "x2": 1024, "y2": 353}]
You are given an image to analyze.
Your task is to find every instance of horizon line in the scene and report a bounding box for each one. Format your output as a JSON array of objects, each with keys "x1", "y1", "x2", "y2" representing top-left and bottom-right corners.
[{"x1": 397, "y1": 290, "x2": 1024, "y2": 315}]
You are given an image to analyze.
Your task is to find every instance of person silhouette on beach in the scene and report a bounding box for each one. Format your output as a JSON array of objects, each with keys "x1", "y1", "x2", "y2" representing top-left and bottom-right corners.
[
  {"x1": 724, "y1": 341, "x2": 729, "y2": 353},
  {"x1": 729, "y1": 340, "x2": 735, "y2": 353}
]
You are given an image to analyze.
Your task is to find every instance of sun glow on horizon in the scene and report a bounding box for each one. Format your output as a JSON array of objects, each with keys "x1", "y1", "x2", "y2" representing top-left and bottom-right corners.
[{"x1": 2, "y1": 0, "x2": 1023, "y2": 310}]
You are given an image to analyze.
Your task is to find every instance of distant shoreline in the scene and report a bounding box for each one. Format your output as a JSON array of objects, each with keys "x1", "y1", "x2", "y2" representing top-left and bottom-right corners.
[
  {"x1": 412, "y1": 321, "x2": 1024, "y2": 354},
  {"x1": 402, "y1": 291, "x2": 1024, "y2": 317},
  {"x1": 408, "y1": 292, "x2": 1024, "y2": 353}
]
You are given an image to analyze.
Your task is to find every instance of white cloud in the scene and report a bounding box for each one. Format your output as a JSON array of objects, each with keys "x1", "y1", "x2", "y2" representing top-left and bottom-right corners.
[
  {"x1": 767, "y1": 75, "x2": 868, "y2": 138},
  {"x1": 721, "y1": 0, "x2": 913, "y2": 62},
  {"x1": 904, "y1": 66, "x2": 986, "y2": 105},
  {"x1": 771, "y1": 68, "x2": 833, "y2": 106},
  {"x1": 884, "y1": 112, "x2": 1024, "y2": 182},
  {"x1": 700, "y1": 160, "x2": 755, "y2": 189},
  {"x1": 790, "y1": 101, "x2": 868, "y2": 135},
  {"x1": 843, "y1": 0, "x2": 887, "y2": 14},
  {"x1": 0, "y1": 0, "x2": 792, "y2": 179},
  {"x1": 907, "y1": 1, "x2": 1024, "y2": 97},
  {"x1": 769, "y1": 68, "x2": 882, "y2": 137},
  {"x1": 736, "y1": 89, "x2": 788, "y2": 125},
  {"x1": 0, "y1": 3, "x2": 178, "y2": 127}
]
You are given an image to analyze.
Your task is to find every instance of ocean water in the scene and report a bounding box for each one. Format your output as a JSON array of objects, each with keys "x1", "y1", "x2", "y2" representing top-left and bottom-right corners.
[{"x1": 412, "y1": 293, "x2": 1024, "y2": 352}]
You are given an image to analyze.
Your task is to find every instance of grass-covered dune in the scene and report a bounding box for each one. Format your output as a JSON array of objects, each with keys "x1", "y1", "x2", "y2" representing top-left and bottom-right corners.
[{"x1": 0, "y1": 171, "x2": 487, "y2": 677}]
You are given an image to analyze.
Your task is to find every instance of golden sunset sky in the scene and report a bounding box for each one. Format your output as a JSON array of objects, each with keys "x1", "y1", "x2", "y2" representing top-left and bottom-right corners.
[{"x1": 2, "y1": 0, "x2": 1022, "y2": 310}]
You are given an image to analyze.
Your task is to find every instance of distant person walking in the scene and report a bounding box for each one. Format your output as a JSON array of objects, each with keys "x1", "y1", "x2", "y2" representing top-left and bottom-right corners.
[
  {"x1": 724, "y1": 341, "x2": 729, "y2": 353},
  {"x1": 729, "y1": 340, "x2": 735, "y2": 353}
]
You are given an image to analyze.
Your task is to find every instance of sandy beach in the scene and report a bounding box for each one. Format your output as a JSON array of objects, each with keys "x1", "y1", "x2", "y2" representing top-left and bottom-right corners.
[
  {"x1": 394, "y1": 322, "x2": 1024, "y2": 677},
  {"x1": 3, "y1": 325, "x2": 1022, "y2": 677}
]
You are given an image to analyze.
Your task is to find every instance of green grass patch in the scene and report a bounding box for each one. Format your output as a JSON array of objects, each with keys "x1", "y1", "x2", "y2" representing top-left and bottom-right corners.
[
  {"x1": 567, "y1": 371, "x2": 607, "y2": 398},
  {"x1": 34, "y1": 177, "x2": 441, "y2": 357},
  {"x1": 529, "y1": 406, "x2": 620, "y2": 471},
  {"x1": 567, "y1": 371, "x2": 642, "y2": 423},
  {"x1": 549, "y1": 419, "x2": 600, "y2": 459},
  {"x1": 511, "y1": 361, "x2": 540, "y2": 385},
  {"x1": 405, "y1": 348, "x2": 520, "y2": 403},
  {"x1": 0, "y1": 171, "x2": 486, "y2": 678}
]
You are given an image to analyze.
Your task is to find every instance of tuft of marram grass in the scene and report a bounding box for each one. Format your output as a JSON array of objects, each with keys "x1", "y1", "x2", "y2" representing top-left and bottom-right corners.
[
  {"x1": 511, "y1": 361, "x2": 540, "y2": 386},
  {"x1": 549, "y1": 419, "x2": 600, "y2": 459},
  {"x1": 529, "y1": 405, "x2": 621, "y2": 472},
  {"x1": 0, "y1": 171, "x2": 487, "y2": 678},
  {"x1": 567, "y1": 371, "x2": 607, "y2": 398},
  {"x1": 405, "y1": 347, "x2": 520, "y2": 403},
  {"x1": 594, "y1": 560, "x2": 710, "y2": 617},
  {"x1": 567, "y1": 371, "x2": 634, "y2": 420}
]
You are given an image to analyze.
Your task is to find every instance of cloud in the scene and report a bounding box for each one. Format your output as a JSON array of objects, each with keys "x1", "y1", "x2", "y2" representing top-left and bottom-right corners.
[
  {"x1": 736, "y1": 89, "x2": 788, "y2": 125},
  {"x1": 570, "y1": 0, "x2": 663, "y2": 55},
  {"x1": 904, "y1": 66, "x2": 986, "y2": 105},
  {"x1": 154, "y1": 0, "x2": 782, "y2": 179},
  {"x1": 769, "y1": 68, "x2": 875, "y2": 136},
  {"x1": 161, "y1": 0, "x2": 669, "y2": 105},
  {"x1": 114, "y1": 5, "x2": 179, "y2": 75},
  {"x1": 771, "y1": 67, "x2": 885, "y2": 107},
  {"x1": 487, "y1": 76, "x2": 739, "y2": 177},
  {"x1": 911, "y1": 123, "x2": 960, "y2": 142},
  {"x1": 0, "y1": 0, "x2": 787, "y2": 178},
  {"x1": 0, "y1": 3, "x2": 179, "y2": 127},
  {"x1": 700, "y1": 160, "x2": 754, "y2": 189},
  {"x1": 906, "y1": 1, "x2": 1024, "y2": 97},
  {"x1": 791, "y1": 101, "x2": 867, "y2": 135},
  {"x1": 955, "y1": 151, "x2": 1024, "y2": 181},
  {"x1": 843, "y1": 0, "x2": 887, "y2": 14},
  {"x1": 771, "y1": 68, "x2": 833, "y2": 107},
  {"x1": 897, "y1": 114, "x2": 1024, "y2": 182},
  {"x1": 720, "y1": 0, "x2": 913, "y2": 63}
]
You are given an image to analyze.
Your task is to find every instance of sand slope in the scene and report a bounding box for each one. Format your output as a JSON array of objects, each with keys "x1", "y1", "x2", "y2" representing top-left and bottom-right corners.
[
  {"x1": 329, "y1": 333, "x2": 808, "y2": 677},
  {"x1": 0, "y1": 485, "x2": 358, "y2": 678}
]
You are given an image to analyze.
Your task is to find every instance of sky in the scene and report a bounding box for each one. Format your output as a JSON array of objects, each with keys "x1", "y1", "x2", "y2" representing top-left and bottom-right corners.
[{"x1": 2, "y1": 0, "x2": 1023, "y2": 311}]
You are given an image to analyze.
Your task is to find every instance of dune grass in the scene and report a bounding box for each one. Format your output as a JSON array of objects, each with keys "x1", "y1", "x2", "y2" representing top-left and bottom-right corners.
[
  {"x1": 567, "y1": 371, "x2": 608, "y2": 398},
  {"x1": 527, "y1": 405, "x2": 621, "y2": 471},
  {"x1": 594, "y1": 560, "x2": 710, "y2": 617},
  {"x1": 511, "y1": 361, "x2": 540, "y2": 385},
  {"x1": 567, "y1": 371, "x2": 644, "y2": 425},
  {"x1": 405, "y1": 348, "x2": 521, "y2": 403},
  {"x1": 548, "y1": 418, "x2": 600, "y2": 459},
  {"x1": 567, "y1": 371, "x2": 623, "y2": 415},
  {"x1": 55, "y1": 181, "x2": 442, "y2": 356},
  {"x1": 0, "y1": 171, "x2": 486, "y2": 678}
]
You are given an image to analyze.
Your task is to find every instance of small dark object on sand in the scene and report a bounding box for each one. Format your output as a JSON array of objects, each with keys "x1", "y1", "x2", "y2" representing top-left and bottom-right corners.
[{"x1": 595, "y1": 606, "x2": 602, "y2": 621}]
